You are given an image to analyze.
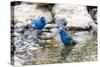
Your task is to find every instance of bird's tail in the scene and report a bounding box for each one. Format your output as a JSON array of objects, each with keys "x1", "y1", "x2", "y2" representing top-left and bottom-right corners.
[{"x1": 71, "y1": 40, "x2": 77, "y2": 46}]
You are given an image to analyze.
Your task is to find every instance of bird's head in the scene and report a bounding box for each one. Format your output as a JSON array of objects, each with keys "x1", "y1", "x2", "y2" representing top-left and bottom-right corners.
[
  {"x1": 40, "y1": 16, "x2": 45, "y2": 22},
  {"x1": 58, "y1": 18, "x2": 67, "y2": 26}
]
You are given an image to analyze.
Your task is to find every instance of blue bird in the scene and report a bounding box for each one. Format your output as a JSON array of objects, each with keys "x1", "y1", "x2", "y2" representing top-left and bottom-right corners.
[
  {"x1": 59, "y1": 26, "x2": 76, "y2": 62},
  {"x1": 32, "y1": 17, "x2": 46, "y2": 30},
  {"x1": 59, "y1": 26, "x2": 76, "y2": 46}
]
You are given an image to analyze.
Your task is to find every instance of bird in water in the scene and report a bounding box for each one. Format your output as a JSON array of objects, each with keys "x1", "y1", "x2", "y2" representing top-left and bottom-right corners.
[
  {"x1": 57, "y1": 18, "x2": 77, "y2": 62},
  {"x1": 59, "y1": 26, "x2": 76, "y2": 46},
  {"x1": 56, "y1": 18, "x2": 76, "y2": 46},
  {"x1": 58, "y1": 26, "x2": 77, "y2": 62},
  {"x1": 32, "y1": 16, "x2": 46, "y2": 30}
]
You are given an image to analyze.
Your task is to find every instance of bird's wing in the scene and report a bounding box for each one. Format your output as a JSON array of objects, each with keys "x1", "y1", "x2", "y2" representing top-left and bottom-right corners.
[
  {"x1": 63, "y1": 31, "x2": 73, "y2": 40},
  {"x1": 32, "y1": 20, "x2": 41, "y2": 28},
  {"x1": 62, "y1": 35, "x2": 73, "y2": 41},
  {"x1": 32, "y1": 20, "x2": 36, "y2": 27}
]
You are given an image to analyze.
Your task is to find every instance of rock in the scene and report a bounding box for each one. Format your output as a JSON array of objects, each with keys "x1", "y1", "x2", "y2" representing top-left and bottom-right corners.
[
  {"x1": 13, "y1": 37, "x2": 23, "y2": 48},
  {"x1": 28, "y1": 46, "x2": 40, "y2": 51},
  {"x1": 23, "y1": 28, "x2": 35, "y2": 35},
  {"x1": 12, "y1": 3, "x2": 53, "y2": 26},
  {"x1": 42, "y1": 29, "x2": 51, "y2": 32},
  {"x1": 45, "y1": 40, "x2": 53, "y2": 45},
  {"x1": 52, "y1": 4, "x2": 95, "y2": 29},
  {"x1": 13, "y1": 32, "x2": 23, "y2": 37},
  {"x1": 24, "y1": 30, "x2": 32, "y2": 36},
  {"x1": 38, "y1": 35, "x2": 52, "y2": 40},
  {"x1": 38, "y1": 32, "x2": 53, "y2": 40},
  {"x1": 30, "y1": 43, "x2": 40, "y2": 47},
  {"x1": 50, "y1": 28, "x2": 59, "y2": 34},
  {"x1": 14, "y1": 23, "x2": 26, "y2": 27},
  {"x1": 27, "y1": 45, "x2": 42, "y2": 55},
  {"x1": 24, "y1": 29, "x2": 37, "y2": 38},
  {"x1": 15, "y1": 48, "x2": 27, "y2": 55},
  {"x1": 14, "y1": 27, "x2": 25, "y2": 33},
  {"x1": 22, "y1": 38, "x2": 33, "y2": 43},
  {"x1": 44, "y1": 24, "x2": 59, "y2": 29}
]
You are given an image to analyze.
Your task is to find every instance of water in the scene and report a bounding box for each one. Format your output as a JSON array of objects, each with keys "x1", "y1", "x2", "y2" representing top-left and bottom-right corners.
[{"x1": 13, "y1": 30, "x2": 97, "y2": 65}]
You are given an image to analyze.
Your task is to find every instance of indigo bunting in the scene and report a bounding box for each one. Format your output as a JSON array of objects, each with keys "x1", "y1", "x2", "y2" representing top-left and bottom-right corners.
[
  {"x1": 32, "y1": 17, "x2": 46, "y2": 30},
  {"x1": 59, "y1": 26, "x2": 76, "y2": 46}
]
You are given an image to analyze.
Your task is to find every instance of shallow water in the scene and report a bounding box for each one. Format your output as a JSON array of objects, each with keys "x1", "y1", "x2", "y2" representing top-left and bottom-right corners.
[{"x1": 13, "y1": 30, "x2": 97, "y2": 65}]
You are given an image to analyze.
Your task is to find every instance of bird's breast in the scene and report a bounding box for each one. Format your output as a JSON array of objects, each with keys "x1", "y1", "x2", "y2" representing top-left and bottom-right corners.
[{"x1": 34, "y1": 21, "x2": 45, "y2": 29}]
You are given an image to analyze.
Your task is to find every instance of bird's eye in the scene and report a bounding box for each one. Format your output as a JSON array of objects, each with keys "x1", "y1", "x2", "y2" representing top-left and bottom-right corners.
[{"x1": 41, "y1": 17, "x2": 45, "y2": 21}]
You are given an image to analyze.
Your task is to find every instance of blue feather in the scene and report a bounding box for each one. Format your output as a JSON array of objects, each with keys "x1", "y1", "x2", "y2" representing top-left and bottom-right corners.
[
  {"x1": 32, "y1": 17, "x2": 46, "y2": 30},
  {"x1": 59, "y1": 27, "x2": 76, "y2": 46}
]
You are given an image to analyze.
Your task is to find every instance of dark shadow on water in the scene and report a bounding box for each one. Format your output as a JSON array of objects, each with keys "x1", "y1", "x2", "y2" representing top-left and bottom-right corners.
[{"x1": 60, "y1": 45, "x2": 75, "y2": 62}]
